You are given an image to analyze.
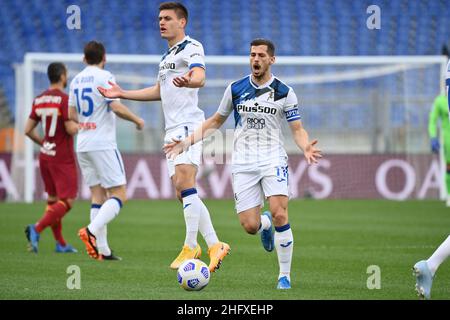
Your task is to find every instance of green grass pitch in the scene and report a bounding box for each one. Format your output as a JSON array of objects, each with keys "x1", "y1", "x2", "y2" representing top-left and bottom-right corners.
[{"x1": 0, "y1": 199, "x2": 449, "y2": 300}]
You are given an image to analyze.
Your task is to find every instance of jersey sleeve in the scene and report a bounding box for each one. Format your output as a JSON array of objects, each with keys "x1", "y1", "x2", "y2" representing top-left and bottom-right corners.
[
  {"x1": 283, "y1": 89, "x2": 301, "y2": 122},
  {"x1": 217, "y1": 84, "x2": 233, "y2": 117},
  {"x1": 183, "y1": 42, "x2": 206, "y2": 70},
  {"x1": 68, "y1": 79, "x2": 76, "y2": 108},
  {"x1": 101, "y1": 73, "x2": 120, "y2": 103},
  {"x1": 60, "y1": 95, "x2": 70, "y2": 121}
]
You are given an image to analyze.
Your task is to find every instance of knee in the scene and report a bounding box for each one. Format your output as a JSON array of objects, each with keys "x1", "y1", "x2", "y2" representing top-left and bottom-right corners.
[
  {"x1": 65, "y1": 198, "x2": 75, "y2": 209},
  {"x1": 109, "y1": 188, "x2": 127, "y2": 204},
  {"x1": 174, "y1": 179, "x2": 194, "y2": 194},
  {"x1": 271, "y1": 208, "x2": 288, "y2": 226},
  {"x1": 240, "y1": 220, "x2": 259, "y2": 235},
  {"x1": 59, "y1": 198, "x2": 73, "y2": 210}
]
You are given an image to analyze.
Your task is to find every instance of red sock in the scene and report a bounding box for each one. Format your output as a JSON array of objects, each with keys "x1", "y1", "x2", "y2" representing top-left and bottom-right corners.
[
  {"x1": 35, "y1": 200, "x2": 70, "y2": 233},
  {"x1": 51, "y1": 219, "x2": 66, "y2": 246}
]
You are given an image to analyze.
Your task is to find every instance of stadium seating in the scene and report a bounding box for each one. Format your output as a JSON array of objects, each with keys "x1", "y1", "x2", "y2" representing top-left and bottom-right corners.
[{"x1": 0, "y1": 0, "x2": 449, "y2": 122}]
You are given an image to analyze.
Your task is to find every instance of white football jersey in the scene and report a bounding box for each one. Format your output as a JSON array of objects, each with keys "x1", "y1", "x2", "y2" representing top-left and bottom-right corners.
[
  {"x1": 158, "y1": 35, "x2": 206, "y2": 131},
  {"x1": 217, "y1": 75, "x2": 300, "y2": 173},
  {"x1": 69, "y1": 65, "x2": 119, "y2": 152}
]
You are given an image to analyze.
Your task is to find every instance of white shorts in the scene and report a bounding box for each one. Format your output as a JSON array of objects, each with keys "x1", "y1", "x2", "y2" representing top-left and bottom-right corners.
[
  {"x1": 164, "y1": 125, "x2": 202, "y2": 178},
  {"x1": 232, "y1": 166, "x2": 290, "y2": 213},
  {"x1": 77, "y1": 149, "x2": 126, "y2": 189}
]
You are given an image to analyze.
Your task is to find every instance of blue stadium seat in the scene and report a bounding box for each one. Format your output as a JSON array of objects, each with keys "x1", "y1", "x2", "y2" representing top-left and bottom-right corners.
[{"x1": 0, "y1": 0, "x2": 449, "y2": 117}]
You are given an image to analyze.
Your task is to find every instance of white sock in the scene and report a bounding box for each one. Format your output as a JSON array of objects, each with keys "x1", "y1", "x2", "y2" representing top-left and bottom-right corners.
[
  {"x1": 275, "y1": 224, "x2": 294, "y2": 281},
  {"x1": 90, "y1": 204, "x2": 111, "y2": 256},
  {"x1": 181, "y1": 188, "x2": 201, "y2": 249},
  {"x1": 88, "y1": 198, "x2": 122, "y2": 240},
  {"x1": 427, "y1": 235, "x2": 450, "y2": 275},
  {"x1": 257, "y1": 214, "x2": 271, "y2": 234},
  {"x1": 198, "y1": 199, "x2": 219, "y2": 247}
]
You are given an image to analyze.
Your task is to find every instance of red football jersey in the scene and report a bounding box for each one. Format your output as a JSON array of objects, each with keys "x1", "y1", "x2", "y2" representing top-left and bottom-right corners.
[{"x1": 29, "y1": 88, "x2": 75, "y2": 163}]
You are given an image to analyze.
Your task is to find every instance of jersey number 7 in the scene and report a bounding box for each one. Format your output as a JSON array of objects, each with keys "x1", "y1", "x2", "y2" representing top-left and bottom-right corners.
[
  {"x1": 35, "y1": 108, "x2": 58, "y2": 137},
  {"x1": 74, "y1": 88, "x2": 94, "y2": 117}
]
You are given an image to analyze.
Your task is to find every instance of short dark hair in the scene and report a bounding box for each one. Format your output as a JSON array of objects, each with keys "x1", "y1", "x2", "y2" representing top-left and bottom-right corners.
[
  {"x1": 251, "y1": 38, "x2": 275, "y2": 56},
  {"x1": 84, "y1": 41, "x2": 105, "y2": 65},
  {"x1": 159, "y1": 2, "x2": 188, "y2": 22},
  {"x1": 442, "y1": 43, "x2": 450, "y2": 59},
  {"x1": 47, "y1": 62, "x2": 66, "y2": 84}
]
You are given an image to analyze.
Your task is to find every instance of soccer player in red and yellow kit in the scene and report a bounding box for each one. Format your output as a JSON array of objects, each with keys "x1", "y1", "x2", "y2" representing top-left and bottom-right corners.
[{"x1": 24, "y1": 62, "x2": 79, "y2": 253}]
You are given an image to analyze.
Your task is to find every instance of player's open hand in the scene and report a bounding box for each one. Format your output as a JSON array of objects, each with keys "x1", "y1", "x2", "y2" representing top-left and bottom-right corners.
[
  {"x1": 304, "y1": 139, "x2": 322, "y2": 165},
  {"x1": 97, "y1": 81, "x2": 123, "y2": 98},
  {"x1": 136, "y1": 118, "x2": 145, "y2": 131},
  {"x1": 173, "y1": 70, "x2": 193, "y2": 88},
  {"x1": 163, "y1": 138, "x2": 186, "y2": 160}
]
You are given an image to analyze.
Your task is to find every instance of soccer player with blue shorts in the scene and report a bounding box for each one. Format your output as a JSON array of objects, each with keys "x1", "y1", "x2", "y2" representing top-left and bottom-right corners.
[
  {"x1": 164, "y1": 39, "x2": 322, "y2": 289},
  {"x1": 98, "y1": 2, "x2": 230, "y2": 272},
  {"x1": 69, "y1": 41, "x2": 144, "y2": 261},
  {"x1": 413, "y1": 58, "x2": 450, "y2": 299}
]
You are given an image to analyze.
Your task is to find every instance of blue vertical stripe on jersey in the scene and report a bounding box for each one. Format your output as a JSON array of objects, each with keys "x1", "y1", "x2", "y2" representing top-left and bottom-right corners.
[{"x1": 231, "y1": 76, "x2": 257, "y2": 128}]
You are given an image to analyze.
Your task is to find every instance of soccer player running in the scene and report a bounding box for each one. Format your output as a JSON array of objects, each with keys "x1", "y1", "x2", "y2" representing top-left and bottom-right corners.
[
  {"x1": 164, "y1": 39, "x2": 322, "y2": 289},
  {"x1": 413, "y1": 56, "x2": 450, "y2": 299},
  {"x1": 98, "y1": 2, "x2": 230, "y2": 272},
  {"x1": 69, "y1": 41, "x2": 144, "y2": 261},
  {"x1": 24, "y1": 62, "x2": 79, "y2": 253}
]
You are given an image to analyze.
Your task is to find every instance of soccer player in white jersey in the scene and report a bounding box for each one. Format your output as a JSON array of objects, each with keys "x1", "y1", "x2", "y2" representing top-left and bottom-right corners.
[
  {"x1": 97, "y1": 2, "x2": 230, "y2": 272},
  {"x1": 69, "y1": 41, "x2": 144, "y2": 261},
  {"x1": 164, "y1": 39, "x2": 322, "y2": 289},
  {"x1": 413, "y1": 58, "x2": 450, "y2": 299}
]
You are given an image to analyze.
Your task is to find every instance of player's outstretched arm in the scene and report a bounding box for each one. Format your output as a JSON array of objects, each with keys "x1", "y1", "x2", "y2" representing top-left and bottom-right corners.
[
  {"x1": 98, "y1": 81, "x2": 161, "y2": 102},
  {"x1": 289, "y1": 120, "x2": 322, "y2": 165},
  {"x1": 173, "y1": 67, "x2": 205, "y2": 88},
  {"x1": 163, "y1": 112, "x2": 227, "y2": 159},
  {"x1": 109, "y1": 101, "x2": 145, "y2": 130}
]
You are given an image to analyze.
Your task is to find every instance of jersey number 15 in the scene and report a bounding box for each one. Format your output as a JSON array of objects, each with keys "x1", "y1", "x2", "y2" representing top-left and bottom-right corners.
[{"x1": 74, "y1": 88, "x2": 94, "y2": 117}]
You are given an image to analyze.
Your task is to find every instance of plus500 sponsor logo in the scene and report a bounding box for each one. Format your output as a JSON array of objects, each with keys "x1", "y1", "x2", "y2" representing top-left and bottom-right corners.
[{"x1": 236, "y1": 104, "x2": 277, "y2": 115}]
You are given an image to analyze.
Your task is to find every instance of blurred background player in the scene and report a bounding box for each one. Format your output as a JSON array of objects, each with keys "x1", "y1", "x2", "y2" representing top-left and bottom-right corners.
[
  {"x1": 24, "y1": 62, "x2": 79, "y2": 253},
  {"x1": 164, "y1": 39, "x2": 322, "y2": 289},
  {"x1": 413, "y1": 48, "x2": 450, "y2": 300},
  {"x1": 428, "y1": 44, "x2": 450, "y2": 206},
  {"x1": 70, "y1": 41, "x2": 144, "y2": 261},
  {"x1": 98, "y1": 2, "x2": 230, "y2": 272}
]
